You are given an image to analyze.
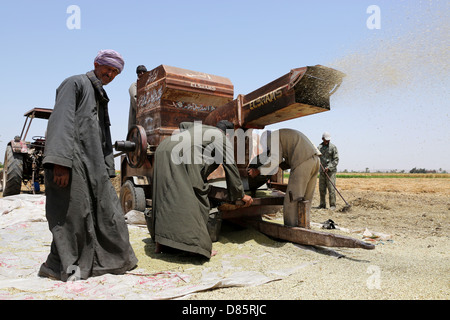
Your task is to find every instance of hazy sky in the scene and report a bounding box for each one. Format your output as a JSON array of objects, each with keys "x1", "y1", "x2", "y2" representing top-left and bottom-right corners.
[{"x1": 0, "y1": 0, "x2": 448, "y2": 172}]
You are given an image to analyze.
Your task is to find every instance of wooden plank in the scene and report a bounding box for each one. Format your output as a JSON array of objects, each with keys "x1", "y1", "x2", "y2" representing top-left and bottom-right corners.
[
  {"x1": 221, "y1": 205, "x2": 282, "y2": 219},
  {"x1": 269, "y1": 182, "x2": 287, "y2": 192},
  {"x1": 297, "y1": 199, "x2": 310, "y2": 229},
  {"x1": 239, "y1": 219, "x2": 375, "y2": 250},
  {"x1": 287, "y1": 191, "x2": 310, "y2": 229},
  {"x1": 209, "y1": 185, "x2": 374, "y2": 250}
]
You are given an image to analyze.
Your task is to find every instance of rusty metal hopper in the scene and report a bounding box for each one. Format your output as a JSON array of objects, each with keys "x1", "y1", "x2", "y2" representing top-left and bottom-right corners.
[
  {"x1": 204, "y1": 65, "x2": 345, "y2": 129},
  {"x1": 136, "y1": 65, "x2": 234, "y2": 146},
  {"x1": 121, "y1": 64, "x2": 344, "y2": 177}
]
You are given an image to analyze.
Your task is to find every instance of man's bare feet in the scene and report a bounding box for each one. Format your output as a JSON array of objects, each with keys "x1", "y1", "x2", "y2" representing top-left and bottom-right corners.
[{"x1": 155, "y1": 242, "x2": 163, "y2": 253}]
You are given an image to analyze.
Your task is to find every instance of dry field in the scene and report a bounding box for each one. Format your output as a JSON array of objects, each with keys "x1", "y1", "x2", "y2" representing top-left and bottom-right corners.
[
  {"x1": 123, "y1": 174, "x2": 449, "y2": 300},
  {"x1": 317, "y1": 176, "x2": 449, "y2": 239},
  {"x1": 187, "y1": 175, "x2": 450, "y2": 299},
  {"x1": 2, "y1": 175, "x2": 447, "y2": 300}
]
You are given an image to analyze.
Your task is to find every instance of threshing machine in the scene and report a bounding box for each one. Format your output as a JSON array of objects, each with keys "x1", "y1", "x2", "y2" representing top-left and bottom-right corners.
[{"x1": 115, "y1": 64, "x2": 374, "y2": 250}]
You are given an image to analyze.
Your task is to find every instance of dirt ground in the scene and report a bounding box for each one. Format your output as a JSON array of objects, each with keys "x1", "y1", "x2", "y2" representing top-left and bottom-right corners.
[
  {"x1": 4, "y1": 176, "x2": 447, "y2": 300},
  {"x1": 112, "y1": 176, "x2": 449, "y2": 300},
  {"x1": 173, "y1": 177, "x2": 450, "y2": 300}
]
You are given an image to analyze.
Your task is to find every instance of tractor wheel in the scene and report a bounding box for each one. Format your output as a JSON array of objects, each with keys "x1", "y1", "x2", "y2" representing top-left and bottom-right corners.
[
  {"x1": 2, "y1": 145, "x2": 24, "y2": 196},
  {"x1": 120, "y1": 180, "x2": 146, "y2": 214}
]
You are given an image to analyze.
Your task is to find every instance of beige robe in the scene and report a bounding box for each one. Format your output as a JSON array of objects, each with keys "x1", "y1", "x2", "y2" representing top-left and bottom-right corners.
[{"x1": 254, "y1": 129, "x2": 321, "y2": 226}]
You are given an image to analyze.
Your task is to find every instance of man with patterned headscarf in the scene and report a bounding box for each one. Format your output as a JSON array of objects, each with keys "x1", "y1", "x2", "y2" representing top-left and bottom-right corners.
[{"x1": 39, "y1": 50, "x2": 137, "y2": 281}]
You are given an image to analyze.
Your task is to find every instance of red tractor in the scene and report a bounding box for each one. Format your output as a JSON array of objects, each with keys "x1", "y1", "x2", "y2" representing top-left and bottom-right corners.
[{"x1": 1, "y1": 107, "x2": 52, "y2": 196}]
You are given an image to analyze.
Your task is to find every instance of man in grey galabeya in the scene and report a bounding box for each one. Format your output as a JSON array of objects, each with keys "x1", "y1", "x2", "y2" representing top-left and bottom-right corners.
[{"x1": 39, "y1": 49, "x2": 138, "y2": 281}]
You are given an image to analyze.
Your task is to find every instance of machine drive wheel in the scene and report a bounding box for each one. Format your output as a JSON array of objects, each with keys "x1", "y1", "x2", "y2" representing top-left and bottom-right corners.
[
  {"x1": 120, "y1": 180, "x2": 146, "y2": 214},
  {"x1": 126, "y1": 125, "x2": 148, "y2": 168},
  {"x1": 1, "y1": 145, "x2": 23, "y2": 196}
]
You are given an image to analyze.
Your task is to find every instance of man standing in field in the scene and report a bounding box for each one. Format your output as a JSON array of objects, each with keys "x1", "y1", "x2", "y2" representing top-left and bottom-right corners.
[
  {"x1": 317, "y1": 132, "x2": 339, "y2": 210},
  {"x1": 39, "y1": 50, "x2": 138, "y2": 281}
]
